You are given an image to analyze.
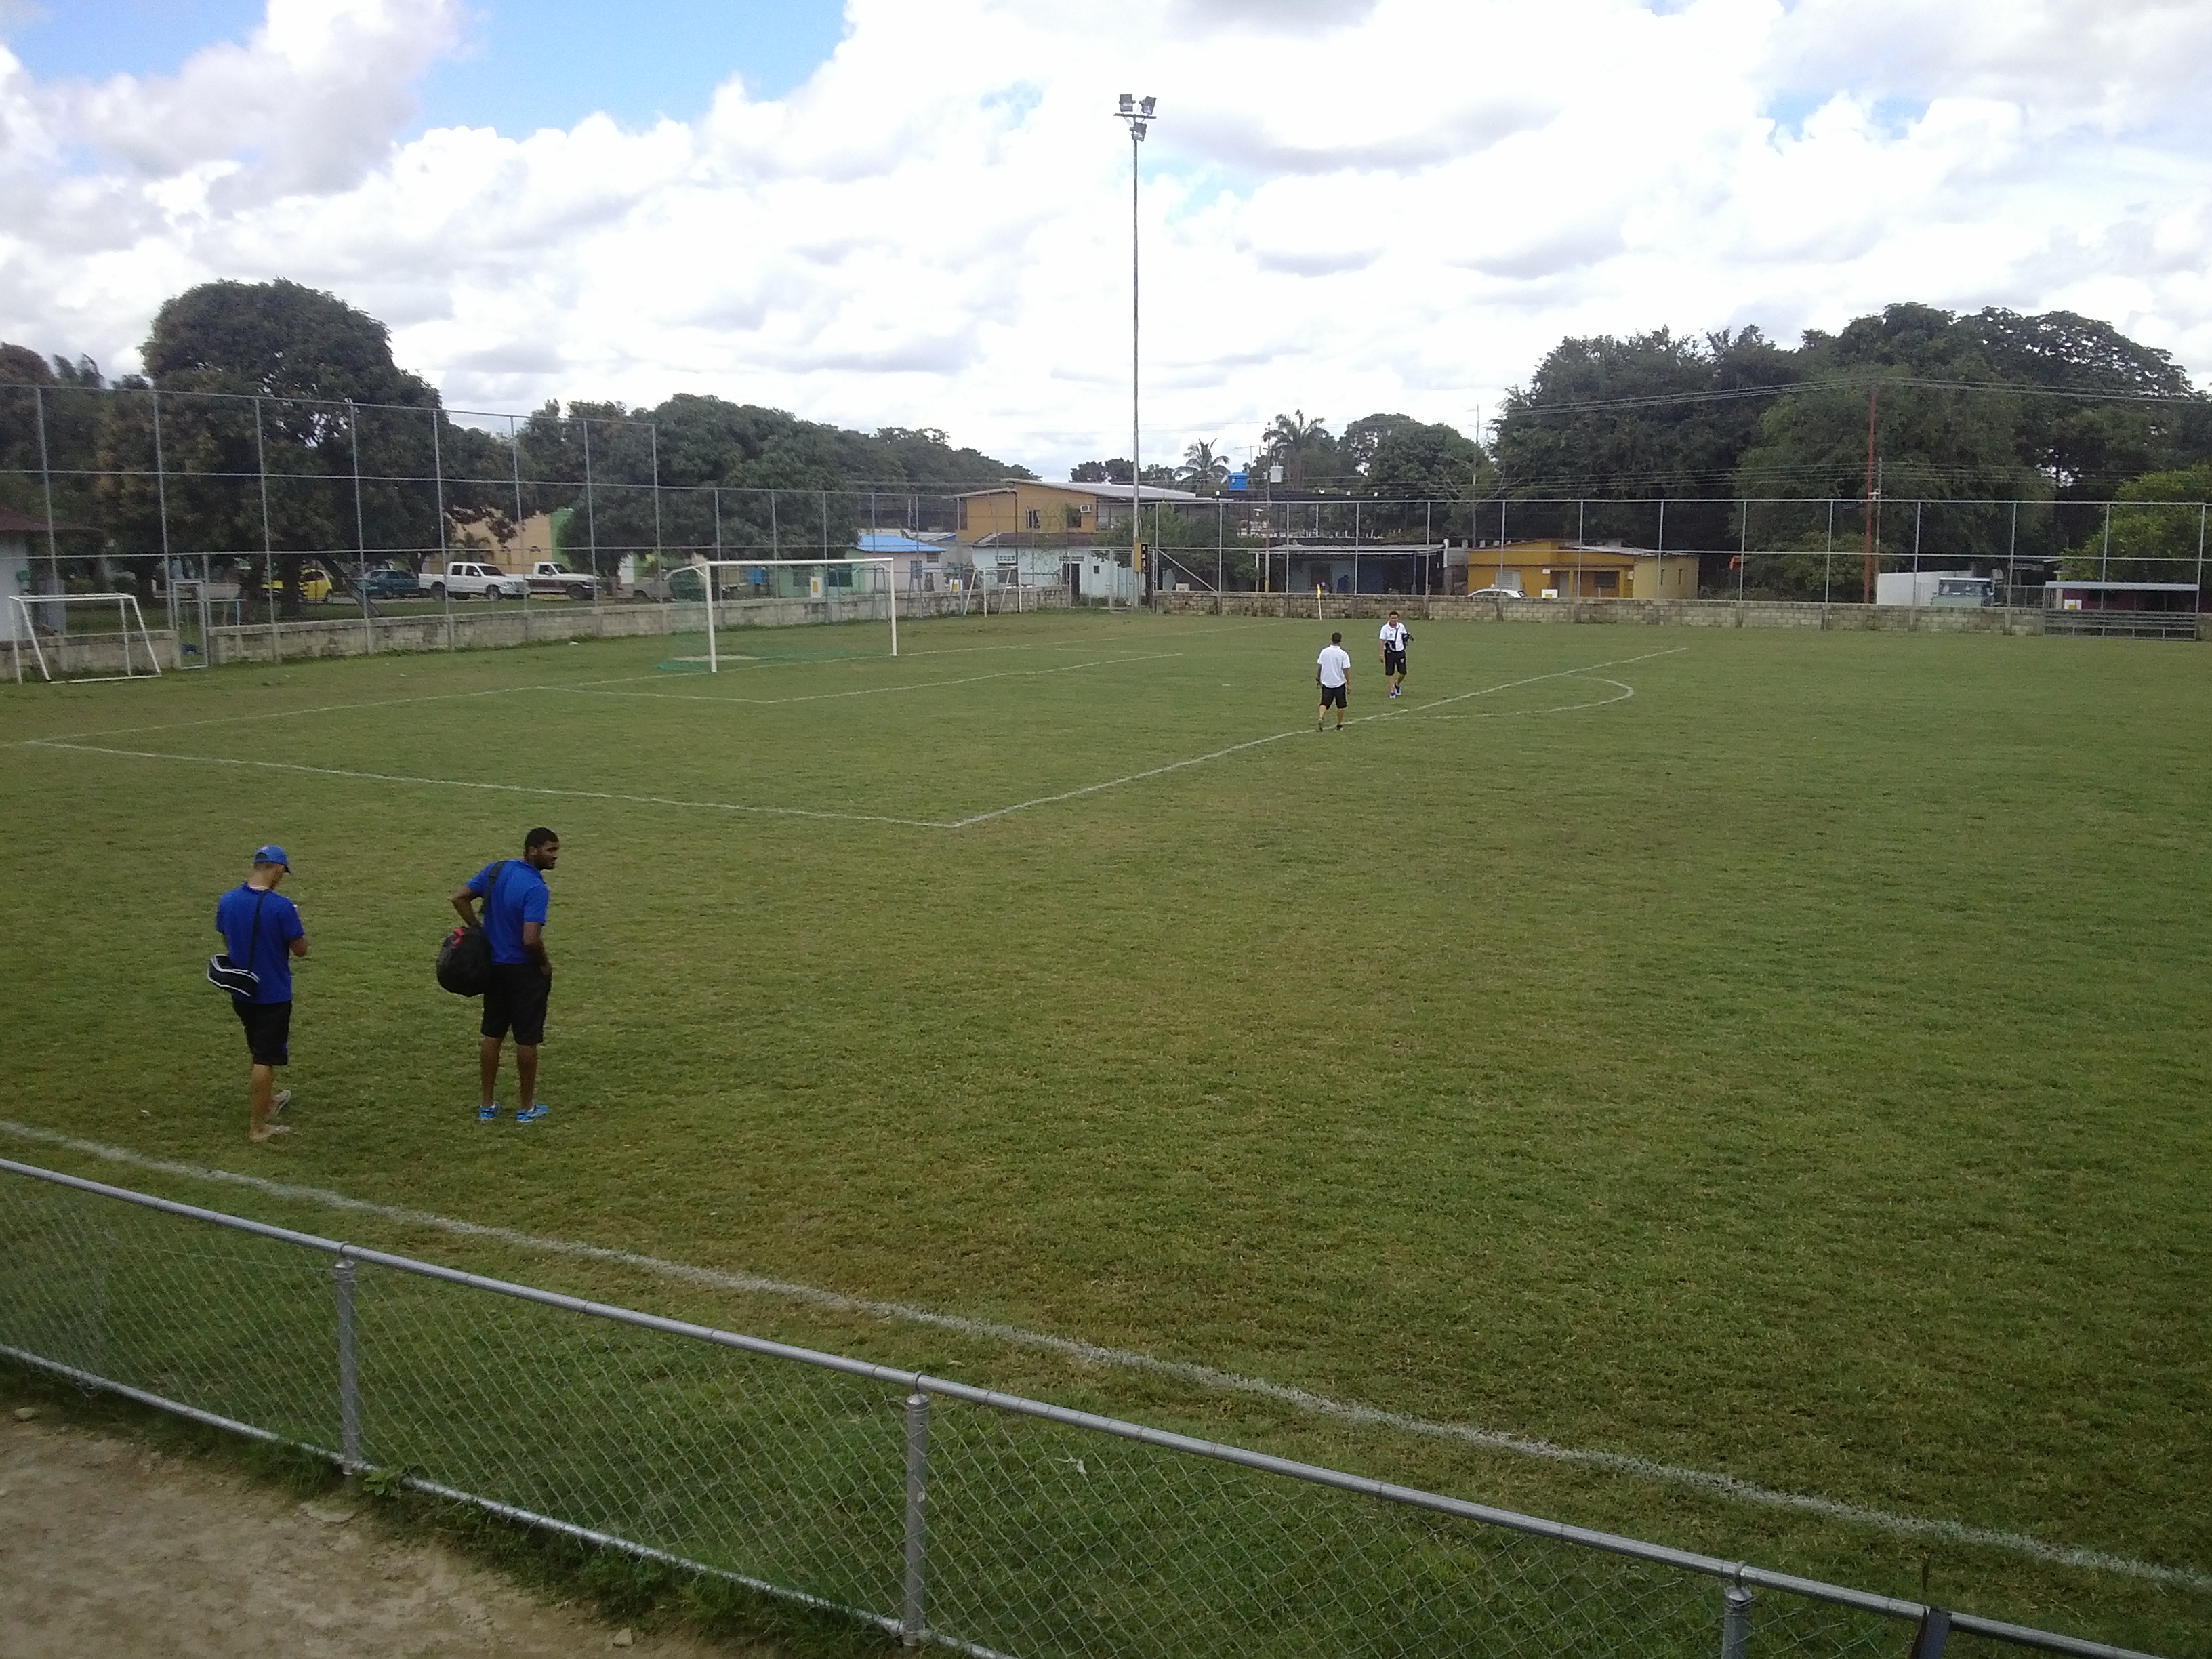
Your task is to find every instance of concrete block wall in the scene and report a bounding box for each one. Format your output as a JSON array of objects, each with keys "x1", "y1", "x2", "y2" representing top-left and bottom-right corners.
[{"x1": 1153, "y1": 590, "x2": 2108, "y2": 637}]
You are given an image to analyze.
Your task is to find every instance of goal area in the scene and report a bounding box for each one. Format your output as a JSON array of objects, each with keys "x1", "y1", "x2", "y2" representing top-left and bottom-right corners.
[
  {"x1": 7, "y1": 593, "x2": 164, "y2": 684},
  {"x1": 671, "y1": 558, "x2": 899, "y2": 671}
]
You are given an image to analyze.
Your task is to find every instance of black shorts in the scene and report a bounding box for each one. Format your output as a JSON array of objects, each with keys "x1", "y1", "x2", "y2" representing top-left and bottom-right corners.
[
  {"x1": 233, "y1": 998, "x2": 292, "y2": 1066},
  {"x1": 1384, "y1": 649, "x2": 1406, "y2": 675},
  {"x1": 1319, "y1": 683, "x2": 1347, "y2": 708},
  {"x1": 483, "y1": 962, "x2": 552, "y2": 1046}
]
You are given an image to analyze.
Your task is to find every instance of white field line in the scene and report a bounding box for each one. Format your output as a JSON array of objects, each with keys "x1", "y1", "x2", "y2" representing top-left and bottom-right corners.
[
  {"x1": 947, "y1": 649, "x2": 1685, "y2": 828},
  {"x1": 548, "y1": 653, "x2": 1181, "y2": 708},
  {"x1": 13, "y1": 684, "x2": 531, "y2": 745},
  {"x1": 0, "y1": 1120, "x2": 2200, "y2": 1593},
  {"x1": 17, "y1": 739, "x2": 953, "y2": 830}
]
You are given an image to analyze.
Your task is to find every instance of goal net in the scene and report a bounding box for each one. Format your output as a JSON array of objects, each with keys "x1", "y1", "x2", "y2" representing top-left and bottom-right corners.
[
  {"x1": 662, "y1": 558, "x2": 899, "y2": 671},
  {"x1": 7, "y1": 593, "x2": 164, "y2": 683}
]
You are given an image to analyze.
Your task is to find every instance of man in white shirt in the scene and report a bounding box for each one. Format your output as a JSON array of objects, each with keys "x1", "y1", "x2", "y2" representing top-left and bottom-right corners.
[
  {"x1": 1316, "y1": 631, "x2": 1352, "y2": 730},
  {"x1": 1379, "y1": 611, "x2": 1409, "y2": 698}
]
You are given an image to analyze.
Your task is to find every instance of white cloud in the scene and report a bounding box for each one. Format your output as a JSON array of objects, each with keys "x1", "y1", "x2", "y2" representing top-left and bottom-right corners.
[{"x1": 0, "y1": 0, "x2": 2207, "y2": 473}]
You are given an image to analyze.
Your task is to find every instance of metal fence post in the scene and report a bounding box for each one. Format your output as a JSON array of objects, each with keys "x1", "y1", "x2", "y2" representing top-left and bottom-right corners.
[
  {"x1": 902, "y1": 1391, "x2": 929, "y2": 1646},
  {"x1": 1912, "y1": 1606, "x2": 1952, "y2": 1659},
  {"x1": 1721, "y1": 1581, "x2": 1753, "y2": 1659},
  {"x1": 334, "y1": 1254, "x2": 362, "y2": 1471}
]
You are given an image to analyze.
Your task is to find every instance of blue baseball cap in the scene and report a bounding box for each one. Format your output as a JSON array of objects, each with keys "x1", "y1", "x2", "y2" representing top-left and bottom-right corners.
[{"x1": 251, "y1": 844, "x2": 291, "y2": 868}]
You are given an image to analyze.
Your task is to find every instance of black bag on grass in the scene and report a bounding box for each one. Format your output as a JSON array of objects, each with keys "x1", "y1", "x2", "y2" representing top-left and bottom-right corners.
[{"x1": 436, "y1": 861, "x2": 501, "y2": 998}]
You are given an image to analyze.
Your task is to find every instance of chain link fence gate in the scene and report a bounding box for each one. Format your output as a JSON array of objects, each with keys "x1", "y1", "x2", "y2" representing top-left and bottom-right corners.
[{"x1": 0, "y1": 1158, "x2": 2168, "y2": 1659}]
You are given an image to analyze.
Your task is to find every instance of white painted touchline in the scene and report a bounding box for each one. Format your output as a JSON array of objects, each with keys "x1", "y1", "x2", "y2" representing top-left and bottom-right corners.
[
  {"x1": 546, "y1": 653, "x2": 1182, "y2": 708},
  {"x1": 17, "y1": 740, "x2": 953, "y2": 830},
  {"x1": 0, "y1": 1118, "x2": 2200, "y2": 1592}
]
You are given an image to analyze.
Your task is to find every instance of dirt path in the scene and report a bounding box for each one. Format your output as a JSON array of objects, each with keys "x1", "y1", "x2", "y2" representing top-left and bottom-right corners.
[{"x1": 0, "y1": 1408, "x2": 733, "y2": 1657}]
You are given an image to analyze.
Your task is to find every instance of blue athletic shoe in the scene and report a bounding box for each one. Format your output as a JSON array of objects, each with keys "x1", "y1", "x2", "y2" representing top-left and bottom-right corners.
[
  {"x1": 478, "y1": 1102, "x2": 499, "y2": 1122},
  {"x1": 515, "y1": 1103, "x2": 550, "y2": 1124}
]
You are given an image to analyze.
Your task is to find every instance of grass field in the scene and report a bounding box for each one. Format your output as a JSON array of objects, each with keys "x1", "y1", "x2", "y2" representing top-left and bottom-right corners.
[{"x1": 2, "y1": 611, "x2": 2207, "y2": 1654}]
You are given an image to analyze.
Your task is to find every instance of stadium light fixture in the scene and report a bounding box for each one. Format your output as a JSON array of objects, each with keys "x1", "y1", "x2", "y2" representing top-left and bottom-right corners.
[{"x1": 1115, "y1": 93, "x2": 1157, "y2": 605}]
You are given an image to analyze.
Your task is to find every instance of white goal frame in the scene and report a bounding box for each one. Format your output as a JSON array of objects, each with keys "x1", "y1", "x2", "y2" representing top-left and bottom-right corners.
[
  {"x1": 8, "y1": 593, "x2": 164, "y2": 684},
  {"x1": 695, "y1": 558, "x2": 899, "y2": 671}
]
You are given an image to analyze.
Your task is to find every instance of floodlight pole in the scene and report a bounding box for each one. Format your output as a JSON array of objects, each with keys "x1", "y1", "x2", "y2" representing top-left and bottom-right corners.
[{"x1": 1117, "y1": 94, "x2": 1156, "y2": 609}]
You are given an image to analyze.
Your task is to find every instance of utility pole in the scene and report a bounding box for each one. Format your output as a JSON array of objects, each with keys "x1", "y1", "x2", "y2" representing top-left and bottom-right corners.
[
  {"x1": 1862, "y1": 385, "x2": 1879, "y2": 603},
  {"x1": 1116, "y1": 94, "x2": 1156, "y2": 609}
]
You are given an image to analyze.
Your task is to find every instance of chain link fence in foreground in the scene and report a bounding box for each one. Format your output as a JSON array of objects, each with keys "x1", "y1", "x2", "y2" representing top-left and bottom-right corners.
[{"x1": 0, "y1": 1158, "x2": 2163, "y2": 1659}]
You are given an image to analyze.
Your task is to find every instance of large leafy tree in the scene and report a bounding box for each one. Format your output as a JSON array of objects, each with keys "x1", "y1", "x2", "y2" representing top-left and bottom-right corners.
[
  {"x1": 1493, "y1": 327, "x2": 1802, "y2": 549},
  {"x1": 96, "y1": 280, "x2": 445, "y2": 613},
  {"x1": 1260, "y1": 409, "x2": 1341, "y2": 489}
]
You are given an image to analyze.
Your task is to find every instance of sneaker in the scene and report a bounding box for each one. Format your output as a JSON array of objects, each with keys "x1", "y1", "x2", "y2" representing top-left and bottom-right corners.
[
  {"x1": 515, "y1": 1103, "x2": 550, "y2": 1124},
  {"x1": 270, "y1": 1088, "x2": 293, "y2": 1118},
  {"x1": 478, "y1": 1102, "x2": 500, "y2": 1122}
]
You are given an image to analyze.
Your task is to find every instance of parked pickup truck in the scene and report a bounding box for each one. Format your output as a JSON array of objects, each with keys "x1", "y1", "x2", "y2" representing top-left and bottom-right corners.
[
  {"x1": 523, "y1": 560, "x2": 601, "y2": 600},
  {"x1": 421, "y1": 561, "x2": 528, "y2": 601}
]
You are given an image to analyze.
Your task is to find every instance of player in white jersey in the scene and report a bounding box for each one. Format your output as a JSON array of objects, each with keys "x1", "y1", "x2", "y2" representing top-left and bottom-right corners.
[
  {"x1": 1379, "y1": 611, "x2": 1409, "y2": 698},
  {"x1": 1316, "y1": 632, "x2": 1352, "y2": 730}
]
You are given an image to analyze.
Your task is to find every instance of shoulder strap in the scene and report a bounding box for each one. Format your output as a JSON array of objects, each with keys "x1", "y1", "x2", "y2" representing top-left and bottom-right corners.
[{"x1": 244, "y1": 886, "x2": 268, "y2": 975}]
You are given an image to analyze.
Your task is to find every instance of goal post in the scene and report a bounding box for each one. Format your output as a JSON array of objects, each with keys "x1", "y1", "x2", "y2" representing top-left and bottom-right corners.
[
  {"x1": 8, "y1": 593, "x2": 164, "y2": 684},
  {"x1": 695, "y1": 558, "x2": 899, "y2": 670}
]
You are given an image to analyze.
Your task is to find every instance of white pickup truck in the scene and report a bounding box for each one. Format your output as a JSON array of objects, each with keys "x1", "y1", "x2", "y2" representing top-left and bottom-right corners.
[
  {"x1": 523, "y1": 560, "x2": 601, "y2": 600},
  {"x1": 420, "y1": 561, "x2": 528, "y2": 601}
]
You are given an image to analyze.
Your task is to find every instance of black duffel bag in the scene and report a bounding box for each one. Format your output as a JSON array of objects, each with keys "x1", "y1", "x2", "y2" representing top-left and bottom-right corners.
[
  {"x1": 437, "y1": 922, "x2": 491, "y2": 996},
  {"x1": 436, "y1": 861, "x2": 501, "y2": 997}
]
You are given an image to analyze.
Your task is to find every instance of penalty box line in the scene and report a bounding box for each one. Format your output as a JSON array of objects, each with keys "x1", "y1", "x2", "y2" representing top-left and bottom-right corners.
[
  {"x1": 0, "y1": 1118, "x2": 2202, "y2": 1593},
  {"x1": 20, "y1": 647, "x2": 1683, "y2": 834},
  {"x1": 948, "y1": 647, "x2": 1687, "y2": 828}
]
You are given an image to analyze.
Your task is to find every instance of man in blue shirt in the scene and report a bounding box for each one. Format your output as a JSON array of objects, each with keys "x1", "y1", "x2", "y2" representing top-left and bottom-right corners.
[
  {"x1": 214, "y1": 844, "x2": 308, "y2": 1143},
  {"x1": 451, "y1": 827, "x2": 560, "y2": 1124}
]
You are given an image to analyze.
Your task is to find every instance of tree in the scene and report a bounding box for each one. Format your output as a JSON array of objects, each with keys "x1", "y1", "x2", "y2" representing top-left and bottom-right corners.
[
  {"x1": 1178, "y1": 440, "x2": 1229, "y2": 493},
  {"x1": 1366, "y1": 420, "x2": 1482, "y2": 500},
  {"x1": 99, "y1": 280, "x2": 446, "y2": 613},
  {"x1": 2058, "y1": 460, "x2": 2212, "y2": 583},
  {"x1": 1341, "y1": 413, "x2": 1416, "y2": 476},
  {"x1": 1494, "y1": 327, "x2": 1802, "y2": 548},
  {"x1": 1260, "y1": 409, "x2": 1339, "y2": 489}
]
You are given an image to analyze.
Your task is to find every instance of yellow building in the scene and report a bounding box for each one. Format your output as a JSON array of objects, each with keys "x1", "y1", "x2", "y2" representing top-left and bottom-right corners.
[
  {"x1": 956, "y1": 483, "x2": 1100, "y2": 544},
  {"x1": 1468, "y1": 539, "x2": 1698, "y2": 600}
]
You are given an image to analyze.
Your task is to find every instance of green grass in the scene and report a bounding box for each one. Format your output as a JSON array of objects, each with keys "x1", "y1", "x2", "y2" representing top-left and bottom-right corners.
[{"x1": 1, "y1": 611, "x2": 2207, "y2": 1655}]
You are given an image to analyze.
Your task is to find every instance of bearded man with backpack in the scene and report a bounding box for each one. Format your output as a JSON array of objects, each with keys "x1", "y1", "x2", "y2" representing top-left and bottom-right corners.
[{"x1": 450, "y1": 827, "x2": 560, "y2": 1124}]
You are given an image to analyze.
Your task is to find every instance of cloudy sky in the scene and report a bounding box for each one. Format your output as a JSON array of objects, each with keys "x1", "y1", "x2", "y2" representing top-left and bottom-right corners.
[{"x1": 3, "y1": 0, "x2": 2209, "y2": 476}]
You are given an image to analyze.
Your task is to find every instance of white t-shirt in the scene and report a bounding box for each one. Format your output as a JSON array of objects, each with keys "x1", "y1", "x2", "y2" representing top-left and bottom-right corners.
[
  {"x1": 1379, "y1": 621, "x2": 1408, "y2": 652},
  {"x1": 1317, "y1": 644, "x2": 1351, "y2": 688}
]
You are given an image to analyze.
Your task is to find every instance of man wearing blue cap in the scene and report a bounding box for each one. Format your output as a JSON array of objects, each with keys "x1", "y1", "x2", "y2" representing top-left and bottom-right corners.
[{"x1": 214, "y1": 845, "x2": 308, "y2": 1143}]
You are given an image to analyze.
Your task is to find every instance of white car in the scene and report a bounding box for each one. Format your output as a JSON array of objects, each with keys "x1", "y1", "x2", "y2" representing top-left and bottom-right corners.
[
  {"x1": 1469, "y1": 586, "x2": 1531, "y2": 600},
  {"x1": 421, "y1": 562, "x2": 528, "y2": 601}
]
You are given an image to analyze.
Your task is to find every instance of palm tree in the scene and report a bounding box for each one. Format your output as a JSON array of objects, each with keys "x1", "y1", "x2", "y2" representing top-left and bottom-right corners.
[
  {"x1": 1261, "y1": 410, "x2": 1330, "y2": 487},
  {"x1": 1178, "y1": 440, "x2": 1229, "y2": 494}
]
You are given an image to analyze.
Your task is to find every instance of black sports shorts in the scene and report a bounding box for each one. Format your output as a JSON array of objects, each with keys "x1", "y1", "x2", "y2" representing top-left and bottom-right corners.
[
  {"x1": 1383, "y1": 649, "x2": 1406, "y2": 675},
  {"x1": 483, "y1": 962, "x2": 552, "y2": 1046},
  {"x1": 1319, "y1": 683, "x2": 1347, "y2": 708},
  {"x1": 232, "y1": 997, "x2": 292, "y2": 1066}
]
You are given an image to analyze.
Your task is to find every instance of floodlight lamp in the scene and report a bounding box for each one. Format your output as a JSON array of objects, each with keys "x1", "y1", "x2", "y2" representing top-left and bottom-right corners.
[
  {"x1": 1118, "y1": 93, "x2": 1134, "y2": 112},
  {"x1": 1139, "y1": 96, "x2": 1156, "y2": 116}
]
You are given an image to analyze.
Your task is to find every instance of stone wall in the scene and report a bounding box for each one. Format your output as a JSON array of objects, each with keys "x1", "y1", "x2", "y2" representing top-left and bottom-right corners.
[
  {"x1": 202, "y1": 587, "x2": 1070, "y2": 667},
  {"x1": 7, "y1": 630, "x2": 179, "y2": 678},
  {"x1": 1152, "y1": 590, "x2": 2211, "y2": 638}
]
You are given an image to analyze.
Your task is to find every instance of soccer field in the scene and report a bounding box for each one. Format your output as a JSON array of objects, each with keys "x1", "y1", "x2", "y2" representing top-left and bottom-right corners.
[{"x1": 2, "y1": 611, "x2": 2207, "y2": 1652}]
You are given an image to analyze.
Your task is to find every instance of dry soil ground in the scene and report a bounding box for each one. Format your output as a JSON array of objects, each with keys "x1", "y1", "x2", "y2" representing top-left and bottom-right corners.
[{"x1": 0, "y1": 1408, "x2": 735, "y2": 1658}]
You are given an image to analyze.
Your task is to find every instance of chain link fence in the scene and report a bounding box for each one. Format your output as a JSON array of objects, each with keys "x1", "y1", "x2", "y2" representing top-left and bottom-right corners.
[{"x1": 0, "y1": 1158, "x2": 2164, "y2": 1659}]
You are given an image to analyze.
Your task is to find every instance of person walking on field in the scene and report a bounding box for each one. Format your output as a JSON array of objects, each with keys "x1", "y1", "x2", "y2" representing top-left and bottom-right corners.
[
  {"x1": 1379, "y1": 610, "x2": 1410, "y2": 698},
  {"x1": 452, "y1": 827, "x2": 560, "y2": 1124},
  {"x1": 1317, "y1": 631, "x2": 1352, "y2": 730},
  {"x1": 214, "y1": 845, "x2": 308, "y2": 1144}
]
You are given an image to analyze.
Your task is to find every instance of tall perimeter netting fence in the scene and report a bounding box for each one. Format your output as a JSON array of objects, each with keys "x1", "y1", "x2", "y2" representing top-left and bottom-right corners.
[
  {"x1": 0, "y1": 1159, "x2": 2162, "y2": 1659},
  {"x1": 4, "y1": 381, "x2": 2207, "y2": 676}
]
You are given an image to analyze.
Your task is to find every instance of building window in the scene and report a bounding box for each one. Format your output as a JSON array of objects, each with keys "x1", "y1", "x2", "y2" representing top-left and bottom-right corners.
[
  {"x1": 1025, "y1": 508, "x2": 1042, "y2": 530},
  {"x1": 1064, "y1": 505, "x2": 1084, "y2": 529},
  {"x1": 1596, "y1": 570, "x2": 1618, "y2": 591}
]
